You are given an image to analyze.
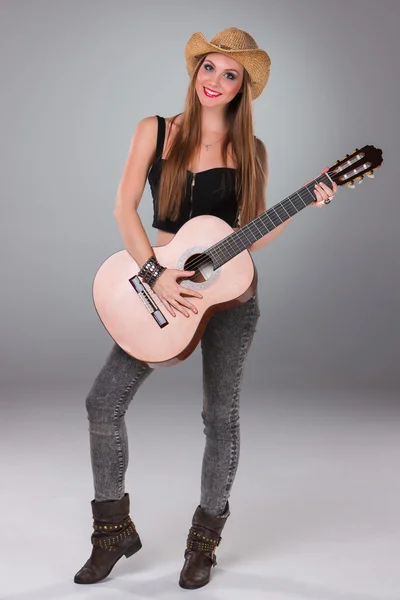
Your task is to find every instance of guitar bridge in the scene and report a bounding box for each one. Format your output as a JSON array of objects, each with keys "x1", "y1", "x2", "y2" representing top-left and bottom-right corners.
[{"x1": 129, "y1": 276, "x2": 168, "y2": 328}]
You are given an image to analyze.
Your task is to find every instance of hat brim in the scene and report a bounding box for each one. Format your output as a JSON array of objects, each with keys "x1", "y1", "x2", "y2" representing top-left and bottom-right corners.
[{"x1": 185, "y1": 31, "x2": 271, "y2": 100}]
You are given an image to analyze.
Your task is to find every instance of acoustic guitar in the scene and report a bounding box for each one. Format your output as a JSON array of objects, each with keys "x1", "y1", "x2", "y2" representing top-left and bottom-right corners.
[{"x1": 93, "y1": 145, "x2": 383, "y2": 367}]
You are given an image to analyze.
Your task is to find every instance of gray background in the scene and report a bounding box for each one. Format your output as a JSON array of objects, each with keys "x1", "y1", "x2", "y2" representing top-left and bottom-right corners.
[
  {"x1": 1, "y1": 0, "x2": 399, "y2": 393},
  {"x1": 2, "y1": 2, "x2": 400, "y2": 598}
]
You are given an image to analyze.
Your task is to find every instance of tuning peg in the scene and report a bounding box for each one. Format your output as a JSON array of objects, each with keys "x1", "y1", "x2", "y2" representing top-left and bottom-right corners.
[
  {"x1": 347, "y1": 181, "x2": 356, "y2": 188},
  {"x1": 352, "y1": 148, "x2": 360, "y2": 154},
  {"x1": 342, "y1": 154, "x2": 350, "y2": 160},
  {"x1": 356, "y1": 176, "x2": 364, "y2": 184},
  {"x1": 366, "y1": 171, "x2": 374, "y2": 178}
]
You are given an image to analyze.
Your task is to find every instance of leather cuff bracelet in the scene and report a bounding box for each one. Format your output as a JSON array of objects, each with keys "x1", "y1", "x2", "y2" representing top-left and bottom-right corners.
[{"x1": 138, "y1": 256, "x2": 166, "y2": 288}]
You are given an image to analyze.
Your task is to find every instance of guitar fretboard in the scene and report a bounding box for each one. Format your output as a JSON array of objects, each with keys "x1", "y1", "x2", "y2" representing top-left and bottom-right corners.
[{"x1": 208, "y1": 173, "x2": 333, "y2": 269}]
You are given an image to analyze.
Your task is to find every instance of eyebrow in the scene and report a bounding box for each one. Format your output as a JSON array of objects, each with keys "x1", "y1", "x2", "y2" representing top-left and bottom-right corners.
[{"x1": 204, "y1": 59, "x2": 240, "y2": 74}]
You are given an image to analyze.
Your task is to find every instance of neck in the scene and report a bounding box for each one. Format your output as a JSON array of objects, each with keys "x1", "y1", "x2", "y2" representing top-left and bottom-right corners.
[{"x1": 200, "y1": 105, "x2": 228, "y2": 134}]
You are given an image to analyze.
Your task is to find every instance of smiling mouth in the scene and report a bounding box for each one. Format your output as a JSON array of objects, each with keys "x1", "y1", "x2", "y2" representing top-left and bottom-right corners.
[{"x1": 203, "y1": 86, "x2": 222, "y2": 98}]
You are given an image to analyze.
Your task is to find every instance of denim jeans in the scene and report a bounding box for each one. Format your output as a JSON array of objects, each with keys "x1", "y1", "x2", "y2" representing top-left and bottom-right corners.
[{"x1": 85, "y1": 292, "x2": 260, "y2": 517}]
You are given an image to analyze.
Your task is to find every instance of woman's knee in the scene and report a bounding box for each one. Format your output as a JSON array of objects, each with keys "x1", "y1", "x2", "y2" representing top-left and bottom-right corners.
[
  {"x1": 201, "y1": 409, "x2": 240, "y2": 440},
  {"x1": 85, "y1": 346, "x2": 152, "y2": 420},
  {"x1": 85, "y1": 373, "x2": 114, "y2": 422}
]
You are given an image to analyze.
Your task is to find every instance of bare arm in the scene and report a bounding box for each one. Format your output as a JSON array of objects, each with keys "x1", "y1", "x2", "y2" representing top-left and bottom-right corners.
[
  {"x1": 113, "y1": 116, "x2": 201, "y2": 317},
  {"x1": 113, "y1": 116, "x2": 158, "y2": 268}
]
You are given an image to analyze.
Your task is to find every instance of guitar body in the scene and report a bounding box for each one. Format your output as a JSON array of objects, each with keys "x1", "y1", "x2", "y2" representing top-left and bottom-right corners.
[{"x1": 93, "y1": 215, "x2": 257, "y2": 367}]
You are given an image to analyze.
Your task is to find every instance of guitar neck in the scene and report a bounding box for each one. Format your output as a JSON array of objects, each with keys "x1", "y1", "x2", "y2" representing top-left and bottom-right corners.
[{"x1": 208, "y1": 172, "x2": 333, "y2": 269}]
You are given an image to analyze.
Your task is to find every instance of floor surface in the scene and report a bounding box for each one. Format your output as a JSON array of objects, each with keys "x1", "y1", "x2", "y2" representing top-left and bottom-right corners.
[{"x1": 1, "y1": 386, "x2": 399, "y2": 600}]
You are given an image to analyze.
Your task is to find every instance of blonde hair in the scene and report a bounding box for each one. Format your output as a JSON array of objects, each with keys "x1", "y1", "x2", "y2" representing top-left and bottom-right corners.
[{"x1": 156, "y1": 55, "x2": 267, "y2": 226}]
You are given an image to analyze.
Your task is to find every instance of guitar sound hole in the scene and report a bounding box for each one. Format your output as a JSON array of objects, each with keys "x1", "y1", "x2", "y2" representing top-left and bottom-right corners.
[{"x1": 182, "y1": 253, "x2": 214, "y2": 284}]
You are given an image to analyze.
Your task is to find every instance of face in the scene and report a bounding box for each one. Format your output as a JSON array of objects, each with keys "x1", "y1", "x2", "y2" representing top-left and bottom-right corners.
[{"x1": 195, "y1": 52, "x2": 245, "y2": 107}]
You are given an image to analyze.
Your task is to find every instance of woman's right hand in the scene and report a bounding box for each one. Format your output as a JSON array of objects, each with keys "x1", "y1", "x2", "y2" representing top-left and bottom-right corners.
[{"x1": 152, "y1": 269, "x2": 203, "y2": 317}]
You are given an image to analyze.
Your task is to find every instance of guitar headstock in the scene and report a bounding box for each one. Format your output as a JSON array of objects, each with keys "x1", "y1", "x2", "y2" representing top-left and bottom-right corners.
[{"x1": 328, "y1": 145, "x2": 383, "y2": 188}]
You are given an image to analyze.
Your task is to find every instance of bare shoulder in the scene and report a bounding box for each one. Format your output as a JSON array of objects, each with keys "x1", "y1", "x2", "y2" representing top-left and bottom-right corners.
[
  {"x1": 136, "y1": 115, "x2": 158, "y2": 130},
  {"x1": 255, "y1": 136, "x2": 268, "y2": 174},
  {"x1": 114, "y1": 116, "x2": 159, "y2": 210},
  {"x1": 126, "y1": 114, "x2": 160, "y2": 170},
  {"x1": 255, "y1": 136, "x2": 268, "y2": 159},
  {"x1": 131, "y1": 115, "x2": 158, "y2": 153},
  {"x1": 132, "y1": 112, "x2": 182, "y2": 160}
]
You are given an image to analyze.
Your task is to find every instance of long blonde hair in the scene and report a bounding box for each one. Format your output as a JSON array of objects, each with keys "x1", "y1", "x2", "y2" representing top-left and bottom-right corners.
[{"x1": 156, "y1": 54, "x2": 267, "y2": 226}]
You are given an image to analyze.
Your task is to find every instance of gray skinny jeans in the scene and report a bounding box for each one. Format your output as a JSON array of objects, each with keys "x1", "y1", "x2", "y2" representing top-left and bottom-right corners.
[{"x1": 85, "y1": 292, "x2": 260, "y2": 517}]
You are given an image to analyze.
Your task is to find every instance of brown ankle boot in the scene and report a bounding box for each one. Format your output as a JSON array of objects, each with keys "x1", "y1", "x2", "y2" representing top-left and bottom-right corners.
[
  {"x1": 74, "y1": 493, "x2": 142, "y2": 584},
  {"x1": 179, "y1": 502, "x2": 230, "y2": 590}
]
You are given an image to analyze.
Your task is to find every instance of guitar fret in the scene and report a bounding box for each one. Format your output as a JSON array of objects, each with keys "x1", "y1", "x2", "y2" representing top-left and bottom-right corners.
[
  {"x1": 283, "y1": 197, "x2": 299, "y2": 216},
  {"x1": 249, "y1": 219, "x2": 265, "y2": 240},
  {"x1": 250, "y1": 220, "x2": 267, "y2": 238},
  {"x1": 293, "y1": 192, "x2": 306, "y2": 210},
  {"x1": 304, "y1": 184, "x2": 316, "y2": 202},
  {"x1": 268, "y1": 209, "x2": 283, "y2": 227},
  {"x1": 262, "y1": 213, "x2": 276, "y2": 230},
  {"x1": 275, "y1": 204, "x2": 290, "y2": 219}
]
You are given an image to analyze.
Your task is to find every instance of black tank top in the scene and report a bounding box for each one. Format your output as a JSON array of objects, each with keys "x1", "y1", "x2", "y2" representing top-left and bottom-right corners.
[{"x1": 147, "y1": 115, "x2": 240, "y2": 233}]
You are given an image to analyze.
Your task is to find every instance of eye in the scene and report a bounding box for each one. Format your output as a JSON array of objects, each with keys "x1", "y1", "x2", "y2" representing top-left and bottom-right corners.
[{"x1": 203, "y1": 63, "x2": 236, "y2": 80}]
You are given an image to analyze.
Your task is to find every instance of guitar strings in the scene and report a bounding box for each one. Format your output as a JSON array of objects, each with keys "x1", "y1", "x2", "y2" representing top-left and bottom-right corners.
[
  {"x1": 174, "y1": 170, "x2": 336, "y2": 275},
  {"x1": 170, "y1": 169, "x2": 340, "y2": 275}
]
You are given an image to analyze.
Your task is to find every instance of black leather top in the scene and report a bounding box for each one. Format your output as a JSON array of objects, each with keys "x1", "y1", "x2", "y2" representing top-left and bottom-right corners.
[{"x1": 147, "y1": 115, "x2": 240, "y2": 233}]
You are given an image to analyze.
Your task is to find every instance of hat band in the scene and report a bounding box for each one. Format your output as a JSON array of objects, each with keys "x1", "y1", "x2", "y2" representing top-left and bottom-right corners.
[{"x1": 215, "y1": 43, "x2": 232, "y2": 50}]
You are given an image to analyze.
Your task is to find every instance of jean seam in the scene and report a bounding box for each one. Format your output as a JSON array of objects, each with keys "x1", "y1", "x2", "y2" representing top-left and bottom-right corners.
[
  {"x1": 220, "y1": 300, "x2": 258, "y2": 511},
  {"x1": 112, "y1": 362, "x2": 149, "y2": 498}
]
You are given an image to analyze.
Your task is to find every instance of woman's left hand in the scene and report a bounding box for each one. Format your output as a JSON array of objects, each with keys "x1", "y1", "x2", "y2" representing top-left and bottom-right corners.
[{"x1": 306, "y1": 167, "x2": 338, "y2": 208}]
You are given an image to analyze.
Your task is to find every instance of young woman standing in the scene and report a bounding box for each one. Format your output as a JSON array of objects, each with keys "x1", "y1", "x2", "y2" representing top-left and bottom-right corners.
[{"x1": 74, "y1": 27, "x2": 336, "y2": 590}]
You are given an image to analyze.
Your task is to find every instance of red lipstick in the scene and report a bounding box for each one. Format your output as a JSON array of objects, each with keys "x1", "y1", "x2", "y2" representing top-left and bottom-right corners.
[{"x1": 203, "y1": 86, "x2": 222, "y2": 98}]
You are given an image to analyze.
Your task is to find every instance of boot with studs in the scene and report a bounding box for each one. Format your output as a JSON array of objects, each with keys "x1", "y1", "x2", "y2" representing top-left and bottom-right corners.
[
  {"x1": 74, "y1": 493, "x2": 142, "y2": 584},
  {"x1": 179, "y1": 501, "x2": 230, "y2": 590}
]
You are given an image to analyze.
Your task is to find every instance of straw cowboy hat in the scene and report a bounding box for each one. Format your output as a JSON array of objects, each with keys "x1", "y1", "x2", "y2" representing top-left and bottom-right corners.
[{"x1": 185, "y1": 27, "x2": 271, "y2": 100}]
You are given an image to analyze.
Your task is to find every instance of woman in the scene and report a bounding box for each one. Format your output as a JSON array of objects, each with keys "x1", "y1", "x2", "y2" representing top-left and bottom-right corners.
[{"x1": 74, "y1": 27, "x2": 337, "y2": 590}]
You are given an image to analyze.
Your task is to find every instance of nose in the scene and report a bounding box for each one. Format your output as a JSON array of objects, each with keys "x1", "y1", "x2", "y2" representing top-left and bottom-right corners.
[
  {"x1": 204, "y1": 73, "x2": 221, "y2": 89},
  {"x1": 206, "y1": 79, "x2": 221, "y2": 91}
]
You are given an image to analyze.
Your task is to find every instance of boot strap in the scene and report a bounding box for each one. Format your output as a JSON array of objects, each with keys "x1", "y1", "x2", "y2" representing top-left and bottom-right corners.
[
  {"x1": 186, "y1": 538, "x2": 219, "y2": 554},
  {"x1": 186, "y1": 527, "x2": 221, "y2": 560},
  {"x1": 91, "y1": 517, "x2": 136, "y2": 550},
  {"x1": 188, "y1": 527, "x2": 221, "y2": 547},
  {"x1": 93, "y1": 515, "x2": 133, "y2": 532}
]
